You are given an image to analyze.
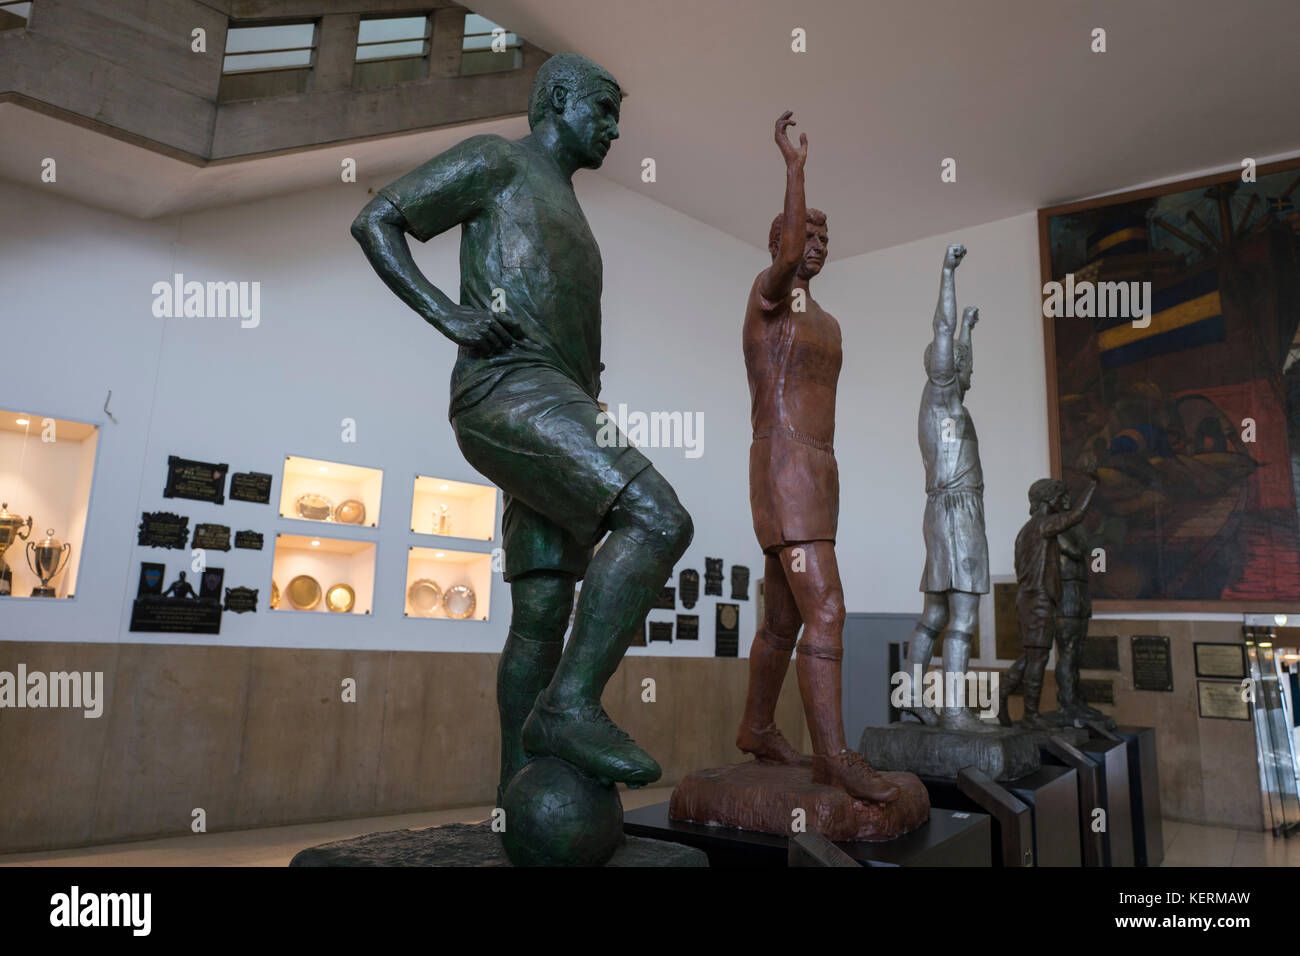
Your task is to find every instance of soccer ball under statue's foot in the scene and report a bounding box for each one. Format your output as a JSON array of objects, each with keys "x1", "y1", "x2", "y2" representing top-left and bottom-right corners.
[{"x1": 499, "y1": 756, "x2": 624, "y2": 866}]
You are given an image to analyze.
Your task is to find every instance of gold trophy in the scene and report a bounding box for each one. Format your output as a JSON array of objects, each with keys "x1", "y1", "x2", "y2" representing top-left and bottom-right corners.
[
  {"x1": 434, "y1": 502, "x2": 451, "y2": 536},
  {"x1": 0, "y1": 503, "x2": 33, "y2": 597},
  {"x1": 26, "y1": 528, "x2": 71, "y2": 597}
]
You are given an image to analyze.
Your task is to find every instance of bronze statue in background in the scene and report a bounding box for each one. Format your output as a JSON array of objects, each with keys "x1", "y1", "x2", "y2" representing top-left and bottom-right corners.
[
  {"x1": 998, "y1": 476, "x2": 1097, "y2": 728},
  {"x1": 737, "y1": 111, "x2": 897, "y2": 803},
  {"x1": 902, "y1": 244, "x2": 995, "y2": 731},
  {"x1": 1056, "y1": 510, "x2": 1110, "y2": 723}
]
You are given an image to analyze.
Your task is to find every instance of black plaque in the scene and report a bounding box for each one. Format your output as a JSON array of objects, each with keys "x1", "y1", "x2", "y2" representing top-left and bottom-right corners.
[
  {"x1": 676, "y1": 614, "x2": 699, "y2": 641},
  {"x1": 138, "y1": 512, "x2": 190, "y2": 550},
  {"x1": 654, "y1": 586, "x2": 676, "y2": 610},
  {"x1": 164, "y1": 455, "x2": 229, "y2": 504},
  {"x1": 715, "y1": 602, "x2": 739, "y2": 658},
  {"x1": 192, "y1": 523, "x2": 232, "y2": 552},
  {"x1": 224, "y1": 586, "x2": 259, "y2": 614},
  {"x1": 731, "y1": 564, "x2": 750, "y2": 601},
  {"x1": 1194, "y1": 642, "x2": 1247, "y2": 679},
  {"x1": 230, "y1": 471, "x2": 273, "y2": 504},
  {"x1": 130, "y1": 597, "x2": 222, "y2": 634},
  {"x1": 234, "y1": 530, "x2": 264, "y2": 551},
  {"x1": 137, "y1": 562, "x2": 165, "y2": 597},
  {"x1": 992, "y1": 581, "x2": 1021, "y2": 660},
  {"x1": 679, "y1": 569, "x2": 700, "y2": 609},
  {"x1": 704, "y1": 558, "x2": 724, "y2": 596},
  {"x1": 198, "y1": 568, "x2": 225, "y2": 602},
  {"x1": 1080, "y1": 635, "x2": 1120, "y2": 671},
  {"x1": 1131, "y1": 635, "x2": 1173, "y2": 692},
  {"x1": 648, "y1": 621, "x2": 674, "y2": 643},
  {"x1": 1079, "y1": 679, "x2": 1115, "y2": 704}
]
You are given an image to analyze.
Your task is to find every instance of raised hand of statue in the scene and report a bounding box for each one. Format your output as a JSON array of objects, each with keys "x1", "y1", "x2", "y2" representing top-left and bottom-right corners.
[
  {"x1": 962, "y1": 306, "x2": 979, "y2": 329},
  {"x1": 774, "y1": 111, "x2": 807, "y2": 171},
  {"x1": 436, "y1": 302, "x2": 531, "y2": 356},
  {"x1": 943, "y1": 243, "x2": 967, "y2": 271}
]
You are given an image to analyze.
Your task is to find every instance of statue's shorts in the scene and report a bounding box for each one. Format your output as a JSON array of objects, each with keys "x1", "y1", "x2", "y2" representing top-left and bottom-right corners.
[
  {"x1": 1016, "y1": 589, "x2": 1057, "y2": 649},
  {"x1": 920, "y1": 488, "x2": 990, "y2": 594},
  {"x1": 451, "y1": 367, "x2": 652, "y2": 583},
  {"x1": 1060, "y1": 578, "x2": 1090, "y2": 620},
  {"x1": 749, "y1": 433, "x2": 840, "y2": 553}
]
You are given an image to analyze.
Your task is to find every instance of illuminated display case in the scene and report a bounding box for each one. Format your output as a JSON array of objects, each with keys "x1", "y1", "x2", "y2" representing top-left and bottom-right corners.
[
  {"x1": 278, "y1": 455, "x2": 382, "y2": 528},
  {"x1": 270, "y1": 533, "x2": 376, "y2": 614},
  {"x1": 404, "y1": 545, "x2": 492, "y2": 622},
  {"x1": 410, "y1": 474, "x2": 496, "y2": 540}
]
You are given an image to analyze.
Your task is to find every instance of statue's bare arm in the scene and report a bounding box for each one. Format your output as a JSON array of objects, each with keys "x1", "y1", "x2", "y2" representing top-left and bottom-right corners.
[
  {"x1": 757, "y1": 111, "x2": 808, "y2": 308},
  {"x1": 927, "y1": 243, "x2": 966, "y2": 380},
  {"x1": 1042, "y1": 479, "x2": 1099, "y2": 537},
  {"x1": 350, "y1": 136, "x2": 527, "y2": 354}
]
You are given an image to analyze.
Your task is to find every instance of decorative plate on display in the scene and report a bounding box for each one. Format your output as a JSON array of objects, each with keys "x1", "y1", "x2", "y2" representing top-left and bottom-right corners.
[
  {"x1": 407, "y1": 578, "x2": 442, "y2": 616},
  {"x1": 270, "y1": 580, "x2": 280, "y2": 609},
  {"x1": 295, "y1": 493, "x2": 333, "y2": 521},
  {"x1": 325, "y1": 583, "x2": 355, "y2": 613},
  {"x1": 443, "y1": 584, "x2": 476, "y2": 620},
  {"x1": 334, "y1": 499, "x2": 366, "y2": 525},
  {"x1": 286, "y1": 574, "x2": 322, "y2": 610}
]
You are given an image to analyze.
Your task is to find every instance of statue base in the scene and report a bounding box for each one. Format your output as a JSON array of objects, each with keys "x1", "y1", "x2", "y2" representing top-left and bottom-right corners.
[
  {"x1": 288, "y1": 821, "x2": 707, "y2": 867},
  {"x1": 858, "y1": 721, "x2": 1041, "y2": 781},
  {"x1": 668, "y1": 760, "x2": 929, "y2": 842}
]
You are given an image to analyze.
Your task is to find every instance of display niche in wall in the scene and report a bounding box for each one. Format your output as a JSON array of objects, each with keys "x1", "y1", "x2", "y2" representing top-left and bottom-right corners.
[
  {"x1": 278, "y1": 455, "x2": 382, "y2": 527},
  {"x1": 270, "y1": 533, "x2": 376, "y2": 614},
  {"x1": 410, "y1": 474, "x2": 497, "y2": 540},
  {"x1": 0, "y1": 410, "x2": 100, "y2": 599},
  {"x1": 404, "y1": 546, "x2": 491, "y2": 622}
]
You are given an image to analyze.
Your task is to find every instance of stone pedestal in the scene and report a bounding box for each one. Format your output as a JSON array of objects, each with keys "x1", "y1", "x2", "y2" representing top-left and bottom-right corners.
[
  {"x1": 859, "y1": 721, "x2": 1040, "y2": 781},
  {"x1": 288, "y1": 821, "x2": 708, "y2": 867},
  {"x1": 669, "y1": 760, "x2": 929, "y2": 841}
]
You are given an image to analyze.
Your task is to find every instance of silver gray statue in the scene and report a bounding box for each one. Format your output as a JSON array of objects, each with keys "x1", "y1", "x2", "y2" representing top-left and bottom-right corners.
[{"x1": 902, "y1": 244, "x2": 995, "y2": 732}]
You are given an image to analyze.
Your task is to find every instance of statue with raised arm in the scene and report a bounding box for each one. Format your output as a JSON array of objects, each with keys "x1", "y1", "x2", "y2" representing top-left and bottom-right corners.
[
  {"x1": 998, "y1": 476, "x2": 1098, "y2": 729},
  {"x1": 902, "y1": 244, "x2": 996, "y2": 732},
  {"x1": 736, "y1": 111, "x2": 897, "y2": 802},
  {"x1": 350, "y1": 53, "x2": 692, "y2": 864}
]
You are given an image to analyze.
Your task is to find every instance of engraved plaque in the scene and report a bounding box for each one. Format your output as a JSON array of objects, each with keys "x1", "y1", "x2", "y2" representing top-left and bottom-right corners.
[
  {"x1": 654, "y1": 586, "x2": 675, "y2": 610},
  {"x1": 138, "y1": 512, "x2": 190, "y2": 550},
  {"x1": 993, "y1": 581, "x2": 1021, "y2": 659},
  {"x1": 1080, "y1": 635, "x2": 1120, "y2": 671},
  {"x1": 647, "y1": 621, "x2": 674, "y2": 643},
  {"x1": 676, "y1": 614, "x2": 699, "y2": 640},
  {"x1": 234, "y1": 530, "x2": 264, "y2": 551},
  {"x1": 715, "y1": 602, "x2": 739, "y2": 657},
  {"x1": 1197, "y1": 680, "x2": 1250, "y2": 720},
  {"x1": 230, "y1": 471, "x2": 273, "y2": 504},
  {"x1": 1079, "y1": 678, "x2": 1115, "y2": 704},
  {"x1": 1194, "y1": 642, "x2": 1246, "y2": 679},
  {"x1": 679, "y1": 568, "x2": 700, "y2": 609},
  {"x1": 192, "y1": 523, "x2": 232, "y2": 552},
  {"x1": 164, "y1": 455, "x2": 228, "y2": 504},
  {"x1": 1131, "y1": 635, "x2": 1173, "y2": 692}
]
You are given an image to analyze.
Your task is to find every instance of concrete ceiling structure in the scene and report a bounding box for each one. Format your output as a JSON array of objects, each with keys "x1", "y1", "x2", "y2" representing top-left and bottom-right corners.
[{"x1": 4, "y1": 0, "x2": 1299, "y2": 256}]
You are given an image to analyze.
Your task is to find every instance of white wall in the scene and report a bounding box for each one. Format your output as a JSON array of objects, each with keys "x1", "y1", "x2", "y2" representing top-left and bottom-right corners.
[{"x1": 0, "y1": 168, "x2": 1153, "y2": 655}]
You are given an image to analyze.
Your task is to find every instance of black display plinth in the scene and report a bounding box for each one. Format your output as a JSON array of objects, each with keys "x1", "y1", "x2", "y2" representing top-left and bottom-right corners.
[
  {"x1": 1114, "y1": 725, "x2": 1164, "y2": 867},
  {"x1": 623, "y1": 801, "x2": 990, "y2": 867},
  {"x1": 288, "y1": 821, "x2": 708, "y2": 867},
  {"x1": 1079, "y1": 737, "x2": 1135, "y2": 866},
  {"x1": 1041, "y1": 737, "x2": 1105, "y2": 866},
  {"x1": 920, "y1": 765, "x2": 1078, "y2": 867},
  {"x1": 1006, "y1": 765, "x2": 1081, "y2": 867}
]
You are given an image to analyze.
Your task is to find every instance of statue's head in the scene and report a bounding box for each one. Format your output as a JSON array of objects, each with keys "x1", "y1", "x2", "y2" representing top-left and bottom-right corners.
[
  {"x1": 924, "y1": 341, "x2": 972, "y2": 389},
  {"x1": 1028, "y1": 478, "x2": 1068, "y2": 514},
  {"x1": 528, "y1": 53, "x2": 621, "y2": 169},
  {"x1": 769, "y1": 209, "x2": 828, "y2": 278}
]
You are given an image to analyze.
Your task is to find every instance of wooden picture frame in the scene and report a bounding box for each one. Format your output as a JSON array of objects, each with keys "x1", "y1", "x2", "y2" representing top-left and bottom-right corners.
[{"x1": 1039, "y1": 156, "x2": 1300, "y2": 611}]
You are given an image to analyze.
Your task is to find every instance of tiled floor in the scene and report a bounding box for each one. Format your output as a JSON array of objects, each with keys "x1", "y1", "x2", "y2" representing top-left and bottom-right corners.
[{"x1": 1, "y1": 795, "x2": 1295, "y2": 866}]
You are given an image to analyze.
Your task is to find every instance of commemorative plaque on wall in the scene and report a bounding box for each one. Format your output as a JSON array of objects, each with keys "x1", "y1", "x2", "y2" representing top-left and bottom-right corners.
[
  {"x1": 234, "y1": 530, "x2": 264, "y2": 551},
  {"x1": 223, "y1": 586, "x2": 258, "y2": 614},
  {"x1": 1079, "y1": 679, "x2": 1115, "y2": 705},
  {"x1": 192, "y1": 523, "x2": 232, "y2": 552},
  {"x1": 230, "y1": 471, "x2": 273, "y2": 504},
  {"x1": 647, "y1": 621, "x2": 674, "y2": 643},
  {"x1": 1080, "y1": 635, "x2": 1120, "y2": 671},
  {"x1": 1131, "y1": 635, "x2": 1173, "y2": 692},
  {"x1": 164, "y1": 456, "x2": 229, "y2": 505},
  {"x1": 715, "y1": 602, "x2": 739, "y2": 658},
  {"x1": 654, "y1": 586, "x2": 675, "y2": 610},
  {"x1": 138, "y1": 512, "x2": 190, "y2": 549},
  {"x1": 1197, "y1": 680, "x2": 1250, "y2": 720},
  {"x1": 992, "y1": 582, "x2": 1020, "y2": 660},
  {"x1": 704, "y1": 557, "x2": 724, "y2": 597},
  {"x1": 731, "y1": 564, "x2": 750, "y2": 601},
  {"x1": 1194, "y1": 642, "x2": 1247, "y2": 679},
  {"x1": 676, "y1": 614, "x2": 699, "y2": 641},
  {"x1": 129, "y1": 565, "x2": 223, "y2": 634},
  {"x1": 678, "y1": 569, "x2": 699, "y2": 609}
]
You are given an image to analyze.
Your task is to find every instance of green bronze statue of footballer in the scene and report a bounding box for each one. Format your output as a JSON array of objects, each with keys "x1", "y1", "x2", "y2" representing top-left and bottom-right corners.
[{"x1": 352, "y1": 54, "x2": 692, "y2": 801}]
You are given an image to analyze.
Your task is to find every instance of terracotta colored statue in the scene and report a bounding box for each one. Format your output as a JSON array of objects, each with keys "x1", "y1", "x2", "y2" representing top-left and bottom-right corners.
[
  {"x1": 902, "y1": 245, "x2": 996, "y2": 732},
  {"x1": 737, "y1": 111, "x2": 897, "y2": 803},
  {"x1": 998, "y1": 476, "x2": 1097, "y2": 728},
  {"x1": 351, "y1": 53, "x2": 692, "y2": 808}
]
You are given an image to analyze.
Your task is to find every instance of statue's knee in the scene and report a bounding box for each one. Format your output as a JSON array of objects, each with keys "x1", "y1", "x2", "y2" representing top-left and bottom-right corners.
[{"x1": 922, "y1": 603, "x2": 949, "y2": 632}]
